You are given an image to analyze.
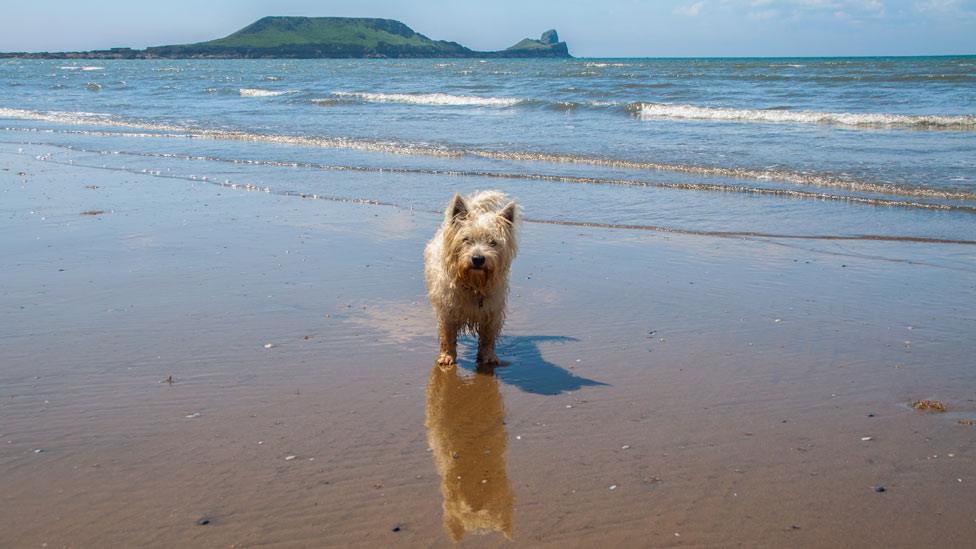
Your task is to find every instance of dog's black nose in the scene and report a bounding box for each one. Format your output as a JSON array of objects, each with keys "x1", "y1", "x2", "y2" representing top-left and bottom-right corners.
[{"x1": 472, "y1": 255, "x2": 486, "y2": 268}]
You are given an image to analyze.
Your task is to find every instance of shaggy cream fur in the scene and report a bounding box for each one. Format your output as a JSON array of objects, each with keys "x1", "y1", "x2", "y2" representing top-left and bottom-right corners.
[{"x1": 424, "y1": 190, "x2": 518, "y2": 365}]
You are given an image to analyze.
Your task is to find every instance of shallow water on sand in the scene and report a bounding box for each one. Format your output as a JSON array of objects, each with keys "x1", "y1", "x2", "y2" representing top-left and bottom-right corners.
[{"x1": 1, "y1": 56, "x2": 975, "y2": 244}]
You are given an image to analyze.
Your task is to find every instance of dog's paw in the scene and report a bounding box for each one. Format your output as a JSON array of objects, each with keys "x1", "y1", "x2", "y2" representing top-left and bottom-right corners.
[
  {"x1": 436, "y1": 352, "x2": 457, "y2": 366},
  {"x1": 477, "y1": 351, "x2": 500, "y2": 366}
]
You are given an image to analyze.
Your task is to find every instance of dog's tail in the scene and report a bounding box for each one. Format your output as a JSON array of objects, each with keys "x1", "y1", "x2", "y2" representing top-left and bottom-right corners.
[{"x1": 466, "y1": 190, "x2": 509, "y2": 214}]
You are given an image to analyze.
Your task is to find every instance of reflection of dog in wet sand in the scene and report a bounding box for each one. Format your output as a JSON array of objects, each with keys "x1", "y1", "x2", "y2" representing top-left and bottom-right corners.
[
  {"x1": 425, "y1": 364, "x2": 514, "y2": 541},
  {"x1": 424, "y1": 191, "x2": 518, "y2": 366}
]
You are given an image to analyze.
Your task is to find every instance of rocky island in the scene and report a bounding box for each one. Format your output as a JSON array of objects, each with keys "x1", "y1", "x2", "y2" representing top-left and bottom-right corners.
[{"x1": 0, "y1": 16, "x2": 572, "y2": 59}]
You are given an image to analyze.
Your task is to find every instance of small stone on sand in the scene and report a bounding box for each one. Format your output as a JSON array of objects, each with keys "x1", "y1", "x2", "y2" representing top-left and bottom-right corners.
[
  {"x1": 264, "y1": 343, "x2": 274, "y2": 349},
  {"x1": 285, "y1": 455, "x2": 297, "y2": 461}
]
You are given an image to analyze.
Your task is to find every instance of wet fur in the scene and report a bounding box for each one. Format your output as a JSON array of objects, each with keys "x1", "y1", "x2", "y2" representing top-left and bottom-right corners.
[{"x1": 424, "y1": 191, "x2": 518, "y2": 366}]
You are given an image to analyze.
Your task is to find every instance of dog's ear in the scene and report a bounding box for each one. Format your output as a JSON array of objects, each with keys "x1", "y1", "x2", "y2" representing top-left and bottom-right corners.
[
  {"x1": 499, "y1": 201, "x2": 517, "y2": 225},
  {"x1": 446, "y1": 193, "x2": 468, "y2": 224}
]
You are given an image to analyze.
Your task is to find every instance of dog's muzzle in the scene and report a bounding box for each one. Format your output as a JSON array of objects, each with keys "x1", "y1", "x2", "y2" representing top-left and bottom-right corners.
[{"x1": 471, "y1": 255, "x2": 486, "y2": 269}]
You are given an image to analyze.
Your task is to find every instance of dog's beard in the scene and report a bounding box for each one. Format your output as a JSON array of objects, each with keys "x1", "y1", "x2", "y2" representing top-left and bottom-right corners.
[{"x1": 457, "y1": 263, "x2": 496, "y2": 295}]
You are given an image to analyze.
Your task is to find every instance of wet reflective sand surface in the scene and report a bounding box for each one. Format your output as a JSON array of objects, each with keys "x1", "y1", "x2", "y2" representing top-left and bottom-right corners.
[
  {"x1": 426, "y1": 364, "x2": 513, "y2": 541},
  {"x1": 2, "y1": 144, "x2": 976, "y2": 547}
]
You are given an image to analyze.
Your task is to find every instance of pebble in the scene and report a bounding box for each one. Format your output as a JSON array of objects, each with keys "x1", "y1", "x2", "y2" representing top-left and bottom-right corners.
[
  {"x1": 609, "y1": 484, "x2": 617, "y2": 491},
  {"x1": 33, "y1": 448, "x2": 44, "y2": 454},
  {"x1": 285, "y1": 455, "x2": 297, "y2": 461},
  {"x1": 196, "y1": 518, "x2": 212, "y2": 526},
  {"x1": 263, "y1": 343, "x2": 274, "y2": 349},
  {"x1": 621, "y1": 445, "x2": 631, "y2": 450},
  {"x1": 874, "y1": 485, "x2": 886, "y2": 493},
  {"x1": 392, "y1": 525, "x2": 402, "y2": 532},
  {"x1": 185, "y1": 413, "x2": 201, "y2": 419},
  {"x1": 861, "y1": 437, "x2": 873, "y2": 441}
]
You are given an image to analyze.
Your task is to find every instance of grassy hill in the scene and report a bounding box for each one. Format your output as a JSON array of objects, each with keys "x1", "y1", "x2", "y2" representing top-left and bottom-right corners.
[
  {"x1": 144, "y1": 17, "x2": 569, "y2": 59},
  {"x1": 202, "y1": 17, "x2": 456, "y2": 50}
]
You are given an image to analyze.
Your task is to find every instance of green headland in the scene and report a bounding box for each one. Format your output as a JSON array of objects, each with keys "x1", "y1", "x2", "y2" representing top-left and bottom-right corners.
[{"x1": 1, "y1": 17, "x2": 572, "y2": 59}]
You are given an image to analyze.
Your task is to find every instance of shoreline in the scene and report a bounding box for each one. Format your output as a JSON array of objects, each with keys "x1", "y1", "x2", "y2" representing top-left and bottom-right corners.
[{"x1": 2, "y1": 143, "x2": 975, "y2": 547}]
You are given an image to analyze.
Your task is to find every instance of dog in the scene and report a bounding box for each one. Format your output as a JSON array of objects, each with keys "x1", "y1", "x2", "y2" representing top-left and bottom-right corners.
[{"x1": 424, "y1": 190, "x2": 518, "y2": 366}]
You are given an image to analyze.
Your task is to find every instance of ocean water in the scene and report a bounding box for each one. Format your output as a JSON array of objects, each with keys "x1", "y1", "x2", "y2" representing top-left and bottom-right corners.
[{"x1": 1, "y1": 57, "x2": 975, "y2": 243}]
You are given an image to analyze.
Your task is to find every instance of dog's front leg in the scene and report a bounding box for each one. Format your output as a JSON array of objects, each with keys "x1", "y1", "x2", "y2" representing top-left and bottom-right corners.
[
  {"x1": 437, "y1": 320, "x2": 458, "y2": 365},
  {"x1": 476, "y1": 320, "x2": 501, "y2": 366}
]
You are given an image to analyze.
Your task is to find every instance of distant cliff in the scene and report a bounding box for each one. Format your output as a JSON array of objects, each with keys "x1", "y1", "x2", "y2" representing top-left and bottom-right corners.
[{"x1": 0, "y1": 17, "x2": 573, "y2": 59}]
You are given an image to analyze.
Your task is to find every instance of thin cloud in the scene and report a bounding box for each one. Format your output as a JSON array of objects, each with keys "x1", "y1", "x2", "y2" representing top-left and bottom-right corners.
[{"x1": 674, "y1": 1, "x2": 707, "y2": 16}]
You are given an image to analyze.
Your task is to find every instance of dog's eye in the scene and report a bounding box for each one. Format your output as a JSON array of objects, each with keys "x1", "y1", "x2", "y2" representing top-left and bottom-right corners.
[
  {"x1": 489, "y1": 240, "x2": 498, "y2": 247},
  {"x1": 462, "y1": 237, "x2": 471, "y2": 243}
]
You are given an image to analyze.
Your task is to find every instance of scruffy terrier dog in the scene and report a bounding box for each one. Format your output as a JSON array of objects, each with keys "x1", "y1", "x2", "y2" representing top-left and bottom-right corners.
[{"x1": 425, "y1": 191, "x2": 518, "y2": 366}]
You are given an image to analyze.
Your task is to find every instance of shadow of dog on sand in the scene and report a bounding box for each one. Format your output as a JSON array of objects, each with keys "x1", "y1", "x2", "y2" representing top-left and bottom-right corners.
[{"x1": 457, "y1": 335, "x2": 608, "y2": 395}]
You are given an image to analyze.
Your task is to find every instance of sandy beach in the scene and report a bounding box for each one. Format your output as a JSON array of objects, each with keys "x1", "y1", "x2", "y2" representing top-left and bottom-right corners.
[{"x1": 2, "y1": 141, "x2": 975, "y2": 547}]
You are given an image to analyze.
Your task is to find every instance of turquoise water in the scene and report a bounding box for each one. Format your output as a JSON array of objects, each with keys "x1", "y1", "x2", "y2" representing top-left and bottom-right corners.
[{"x1": 1, "y1": 57, "x2": 974, "y2": 242}]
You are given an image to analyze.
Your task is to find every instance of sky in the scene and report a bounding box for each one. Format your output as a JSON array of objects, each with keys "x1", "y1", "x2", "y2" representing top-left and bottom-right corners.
[{"x1": 2, "y1": 0, "x2": 974, "y2": 57}]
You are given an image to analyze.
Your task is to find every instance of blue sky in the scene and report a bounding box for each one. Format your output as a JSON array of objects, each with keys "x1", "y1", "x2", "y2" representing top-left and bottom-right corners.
[{"x1": 2, "y1": 0, "x2": 974, "y2": 56}]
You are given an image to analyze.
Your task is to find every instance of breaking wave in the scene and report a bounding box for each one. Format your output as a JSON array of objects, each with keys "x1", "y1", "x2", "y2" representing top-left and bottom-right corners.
[
  {"x1": 239, "y1": 88, "x2": 290, "y2": 97},
  {"x1": 631, "y1": 103, "x2": 976, "y2": 130},
  {"x1": 3, "y1": 106, "x2": 976, "y2": 202},
  {"x1": 331, "y1": 91, "x2": 523, "y2": 107}
]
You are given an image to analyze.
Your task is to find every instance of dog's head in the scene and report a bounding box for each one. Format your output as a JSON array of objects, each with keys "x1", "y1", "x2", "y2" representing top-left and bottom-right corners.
[{"x1": 442, "y1": 193, "x2": 518, "y2": 294}]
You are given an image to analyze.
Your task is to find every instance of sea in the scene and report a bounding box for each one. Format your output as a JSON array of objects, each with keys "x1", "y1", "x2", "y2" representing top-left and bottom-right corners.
[{"x1": 1, "y1": 57, "x2": 975, "y2": 244}]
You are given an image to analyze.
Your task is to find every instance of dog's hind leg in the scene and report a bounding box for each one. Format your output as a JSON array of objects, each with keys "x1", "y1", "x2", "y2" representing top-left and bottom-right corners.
[{"x1": 437, "y1": 320, "x2": 459, "y2": 365}]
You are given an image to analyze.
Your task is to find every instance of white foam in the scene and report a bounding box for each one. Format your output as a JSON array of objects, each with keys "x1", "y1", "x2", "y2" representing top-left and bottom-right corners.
[
  {"x1": 60, "y1": 66, "x2": 104, "y2": 71},
  {"x1": 239, "y1": 88, "x2": 289, "y2": 97},
  {"x1": 331, "y1": 91, "x2": 522, "y2": 108},
  {"x1": 0, "y1": 107, "x2": 180, "y2": 131},
  {"x1": 583, "y1": 62, "x2": 630, "y2": 68},
  {"x1": 5, "y1": 106, "x2": 975, "y2": 202},
  {"x1": 633, "y1": 103, "x2": 976, "y2": 130}
]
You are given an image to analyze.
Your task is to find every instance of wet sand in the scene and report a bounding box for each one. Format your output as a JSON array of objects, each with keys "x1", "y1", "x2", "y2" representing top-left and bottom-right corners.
[{"x1": 2, "y1": 143, "x2": 975, "y2": 547}]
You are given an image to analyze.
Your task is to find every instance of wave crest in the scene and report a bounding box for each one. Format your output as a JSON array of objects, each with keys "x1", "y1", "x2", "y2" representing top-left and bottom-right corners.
[
  {"x1": 331, "y1": 91, "x2": 522, "y2": 107},
  {"x1": 239, "y1": 88, "x2": 289, "y2": 97},
  {"x1": 631, "y1": 103, "x2": 976, "y2": 130}
]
